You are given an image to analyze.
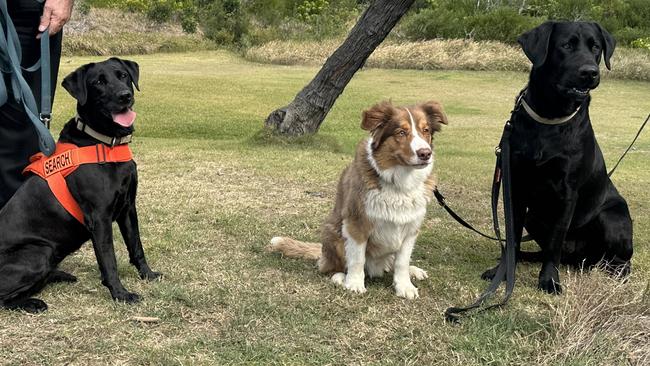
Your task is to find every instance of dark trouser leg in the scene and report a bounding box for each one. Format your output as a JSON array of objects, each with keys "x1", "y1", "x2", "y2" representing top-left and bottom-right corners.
[{"x1": 0, "y1": 6, "x2": 63, "y2": 208}]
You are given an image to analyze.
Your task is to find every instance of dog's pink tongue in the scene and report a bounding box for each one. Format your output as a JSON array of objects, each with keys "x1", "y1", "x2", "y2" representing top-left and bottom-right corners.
[{"x1": 112, "y1": 109, "x2": 136, "y2": 127}]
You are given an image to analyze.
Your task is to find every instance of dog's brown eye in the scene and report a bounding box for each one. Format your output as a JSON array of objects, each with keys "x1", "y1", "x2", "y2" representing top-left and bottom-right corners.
[
  {"x1": 423, "y1": 127, "x2": 429, "y2": 133},
  {"x1": 562, "y1": 43, "x2": 572, "y2": 50},
  {"x1": 118, "y1": 72, "x2": 127, "y2": 79},
  {"x1": 397, "y1": 130, "x2": 407, "y2": 137},
  {"x1": 92, "y1": 79, "x2": 104, "y2": 86}
]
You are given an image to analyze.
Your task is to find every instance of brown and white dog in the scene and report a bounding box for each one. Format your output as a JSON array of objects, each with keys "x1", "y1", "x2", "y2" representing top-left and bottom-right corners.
[{"x1": 269, "y1": 100, "x2": 448, "y2": 299}]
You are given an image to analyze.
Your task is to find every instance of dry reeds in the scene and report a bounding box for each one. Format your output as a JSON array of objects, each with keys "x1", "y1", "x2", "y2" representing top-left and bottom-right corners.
[
  {"x1": 62, "y1": 8, "x2": 213, "y2": 56},
  {"x1": 539, "y1": 269, "x2": 650, "y2": 365},
  {"x1": 245, "y1": 39, "x2": 650, "y2": 81}
]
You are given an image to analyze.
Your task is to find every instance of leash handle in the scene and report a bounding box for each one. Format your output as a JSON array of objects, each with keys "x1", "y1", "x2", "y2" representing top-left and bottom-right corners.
[
  {"x1": 500, "y1": 122, "x2": 517, "y2": 304},
  {"x1": 40, "y1": 28, "x2": 52, "y2": 126},
  {"x1": 0, "y1": 0, "x2": 55, "y2": 156},
  {"x1": 445, "y1": 121, "x2": 518, "y2": 323}
]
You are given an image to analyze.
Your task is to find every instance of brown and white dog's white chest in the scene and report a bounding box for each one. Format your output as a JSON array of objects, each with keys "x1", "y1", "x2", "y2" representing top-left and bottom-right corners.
[{"x1": 364, "y1": 156, "x2": 433, "y2": 256}]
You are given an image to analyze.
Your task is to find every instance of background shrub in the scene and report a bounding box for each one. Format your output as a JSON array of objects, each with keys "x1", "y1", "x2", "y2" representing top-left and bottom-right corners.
[
  {"x1": 398, "y1": 0, "x2": 650, "y2": 47},
  {"x1": 84, "y1": 0, "x2": 650, "y2": 48},
  {"x1": 631, "y1": 38, "x2": 650, "y2": 51},
  {"x1": 468, "y1": 7, "x2": 544, "y2": 43},
  {"x1": 197, "y1": 0, "x2": 248, "y2": 45}
]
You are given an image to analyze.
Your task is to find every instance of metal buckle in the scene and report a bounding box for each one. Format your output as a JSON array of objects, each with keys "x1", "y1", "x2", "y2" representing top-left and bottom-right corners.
[
  {"x1": 495, "y1": 146, "x2": 502, "y2": 156},
  {"x1": 110, "y1": 137, "x2": 117, "y2": 147},
  {"x1": 40, "y1": 113, "x2": 51, "y2": 129}
]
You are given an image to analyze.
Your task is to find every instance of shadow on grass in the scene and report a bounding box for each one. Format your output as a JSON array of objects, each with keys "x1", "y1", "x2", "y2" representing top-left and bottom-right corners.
[{"x1": 248, "y1": 128, "x2": 345, "y2": 154}]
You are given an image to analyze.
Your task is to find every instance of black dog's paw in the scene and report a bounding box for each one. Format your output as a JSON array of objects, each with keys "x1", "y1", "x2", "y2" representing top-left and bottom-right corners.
[
  {"x1": 538, "y1": 277, "x2": 562, "y2": 294},
  {"x1": 538, "y1": 273, "x2": 562, "y2": 294},
  {"x1": 140, "y1": 271, "x2": 163, "y2": 281},
  {"x1": 481, "y1": 266, "x2": 498, "y2": 281},
  {"x1": 7, "y1": 298, "x2": 49, "y2": 313},
  {"x1": 602, "y1": 259, "x2": 631, "y2": 280},
  {"x1": 615, "y1": 261, "x2": 631, "y2": 280},
  {"x1": 49, "y1": 270, "x2": 77, "y2": 284},
  {"x1": 113, "y1": 291, "x2": 141, "y2": 304}
]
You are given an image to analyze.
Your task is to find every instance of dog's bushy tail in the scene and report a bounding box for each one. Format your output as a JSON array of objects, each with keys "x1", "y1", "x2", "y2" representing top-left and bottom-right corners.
[{"x1": 267, "y1": 236, "x2": 322, "y2": 261}]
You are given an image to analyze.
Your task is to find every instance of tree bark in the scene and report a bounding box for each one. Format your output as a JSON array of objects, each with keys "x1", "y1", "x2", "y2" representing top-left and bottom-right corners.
[{"x1": 265, "y1": 0, "x2": 416, "y2": 136}]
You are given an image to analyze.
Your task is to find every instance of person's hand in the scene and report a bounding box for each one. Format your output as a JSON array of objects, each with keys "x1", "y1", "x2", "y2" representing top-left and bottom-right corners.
[{"x1": 37, "y1": 0, "x2": 74, "y2": 39}]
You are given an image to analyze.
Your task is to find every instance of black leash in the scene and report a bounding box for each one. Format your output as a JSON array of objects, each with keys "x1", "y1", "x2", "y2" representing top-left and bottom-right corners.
[
  {"x1": 608, "y1": 113, "x2": 650, "y2": 178},
  {"x1": 434, "y1": 183, "x2": 534, "y2": 243},
  {"x1": 444, "y1": 122, "x2": 517, "y2": 323},
  {"x1": 433, "y1": 188, "x2": 502, "y2": 242}
]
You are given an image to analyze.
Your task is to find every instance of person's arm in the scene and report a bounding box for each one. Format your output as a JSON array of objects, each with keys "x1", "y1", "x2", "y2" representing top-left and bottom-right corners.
[{"x1": 37, "y1": 0, "x2": 74, "y2": 38}]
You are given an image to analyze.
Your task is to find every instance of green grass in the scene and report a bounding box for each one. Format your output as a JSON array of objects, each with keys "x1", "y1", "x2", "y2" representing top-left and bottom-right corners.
[{"x1": 1, "y1": 51, "x2": 649, "y2": 365}]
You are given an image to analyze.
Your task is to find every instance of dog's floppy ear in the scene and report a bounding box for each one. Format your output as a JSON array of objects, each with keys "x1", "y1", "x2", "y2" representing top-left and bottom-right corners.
[
  {"x1": 361, "y1": 101, "x2": 395, "y2": 132},
  {"x1": 518, "y1": 21, "x2": 556, "y2": 69},
  {"x1": 62, "y1": 64, "x2": 92, "y2": 105},
  {"x1": 594, "y1": 23, "x2": 616, "y2": 70},
  {"x1": 110, "y1": 57, "x2": 140, "y2": 91},
  {"x1": 420, "y1": 100, "x2": 448, "y2": 133}
]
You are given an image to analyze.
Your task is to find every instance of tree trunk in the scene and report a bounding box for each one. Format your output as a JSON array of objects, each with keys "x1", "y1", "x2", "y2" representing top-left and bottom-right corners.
[{"x1": 265, "y1": 0, "x2": 416, "y2": 136}]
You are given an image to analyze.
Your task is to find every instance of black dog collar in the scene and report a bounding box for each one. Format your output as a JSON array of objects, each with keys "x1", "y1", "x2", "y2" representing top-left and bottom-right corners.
[{"x1": 75, "y1": 116, "x2": 132, "y2": 146}]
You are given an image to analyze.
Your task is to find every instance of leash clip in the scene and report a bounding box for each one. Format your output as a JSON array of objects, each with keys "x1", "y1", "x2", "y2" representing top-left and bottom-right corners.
[
  {"x1": 433, "y1": 188, "x2": 446, "y2": 207},
  {"x1": 40, "y1": 113, "x2": 51, "y2": 129},
  {"x1": 494, "y1": 146, "x2": 501, "y2": 156}
]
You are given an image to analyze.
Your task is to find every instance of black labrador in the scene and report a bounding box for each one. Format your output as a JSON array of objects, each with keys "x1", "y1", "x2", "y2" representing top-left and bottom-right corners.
[
  {"x1": 483, "y1": 21, "x2": 633, "y2": 294},
  {"x1": 0, "y1": 58, "x2": 160, "y2": 313}
]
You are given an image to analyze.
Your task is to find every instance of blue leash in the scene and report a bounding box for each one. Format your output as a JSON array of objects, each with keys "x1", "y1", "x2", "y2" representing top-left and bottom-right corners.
[{"x1": 0, "y1": 0, "x2": 55, "y2": 156}]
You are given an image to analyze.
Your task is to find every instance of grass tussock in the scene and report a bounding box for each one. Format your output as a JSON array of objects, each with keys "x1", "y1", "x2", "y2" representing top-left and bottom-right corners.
[
  {"x1": 245, "y1": 39, "x2": 650, "y2": 81},
  {"x1": 540, "y1": 270, "x2": 650, "y2": 366},
  {"x1": 63, "y1": 8, "x2": 214, "y2": 56},
  {"x1": 63, "y1": 32, "x2": 215, "y2": 56}
]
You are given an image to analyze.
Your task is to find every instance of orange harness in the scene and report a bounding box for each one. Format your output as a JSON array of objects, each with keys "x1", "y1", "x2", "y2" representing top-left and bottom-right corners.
[{"x1": 23, "y1": 142, "x2": 133, "y2": 224}]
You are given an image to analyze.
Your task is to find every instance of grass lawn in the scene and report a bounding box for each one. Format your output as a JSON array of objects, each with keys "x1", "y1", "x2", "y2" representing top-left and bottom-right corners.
[{"x1": 1, "y1": 51, "x2": 648, "y2": 365}]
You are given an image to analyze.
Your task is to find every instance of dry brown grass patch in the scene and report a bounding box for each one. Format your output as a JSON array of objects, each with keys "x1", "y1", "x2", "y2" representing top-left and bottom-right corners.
[
  {"x1": 539, "y1": 269, "x2": 650, "y2": 365},
  {"x1": 63, "y1": 8, "x2": 213, "y2": 56},
  {"x1": 245, "y1": 39, "x2": 650, "y2": 81}
]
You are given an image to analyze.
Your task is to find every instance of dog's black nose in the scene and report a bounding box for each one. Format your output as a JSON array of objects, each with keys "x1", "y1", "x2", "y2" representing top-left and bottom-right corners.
[
  {"x1": 417, "y1": 148, "x2": 432, "y2": 161},
  {"x1": 117, "y1": 90, "x2": 133, "y2": 104},
  {"x1": 579, "y1": 65, "x2": 599, "y2": 80}
]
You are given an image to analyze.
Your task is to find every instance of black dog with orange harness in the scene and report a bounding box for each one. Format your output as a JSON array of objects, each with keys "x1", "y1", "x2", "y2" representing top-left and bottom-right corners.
[{"x1": 0, "y1": 58, "x2": 160, "y2": 313}]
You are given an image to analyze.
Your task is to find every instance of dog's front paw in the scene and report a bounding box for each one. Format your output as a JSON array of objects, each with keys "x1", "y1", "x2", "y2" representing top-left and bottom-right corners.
[
  {"x1": 344, "y1": 275, "x2": 366, "y2": 294},
  {"x1": 603, "y1": 259, "x2": 631, "y2": 280},
  {"x1": 538, "y1": 277, "x2": 562, "y2": 294},
  {"x1": 394, "y1": 281, "x2": 419, "y2": 299},
  {"x1": 409, "y1": 266, "x2": 428, "y2": 281},
  {"x1": 481, "y1": 266, "x2": 499, "y2": 281},
  {"x1": 331, "y1": 272, "x2": 345, "y2": 286},
  {"x1": 538, "y1": 265, "x2": 562, "y2": 294},
  {"x1": 140, "y1": 270, "x2": 163, "y2": 281},
  {"x1": 113, "y1": 291, "x2": 142, "y2": 304},
  {"x1": 7, "y1": 298, "x2": 48, "y2": 313}
]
